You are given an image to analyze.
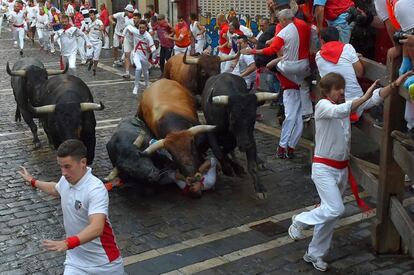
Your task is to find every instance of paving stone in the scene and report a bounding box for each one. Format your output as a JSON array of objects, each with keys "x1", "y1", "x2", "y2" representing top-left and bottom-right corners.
[{"x1": 372, "y1": 268, "x2": 406, "y2": 275}]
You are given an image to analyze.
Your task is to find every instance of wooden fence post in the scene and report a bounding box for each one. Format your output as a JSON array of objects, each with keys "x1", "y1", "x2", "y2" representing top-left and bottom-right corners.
[{"x1": 373, "y1": 54, "x2": 406, "y2": 253}]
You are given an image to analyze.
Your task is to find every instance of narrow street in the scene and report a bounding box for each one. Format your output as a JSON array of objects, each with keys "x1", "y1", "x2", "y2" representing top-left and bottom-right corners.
[{"x1": 0, "y1": 25, "x2": 414, "y2": 275}]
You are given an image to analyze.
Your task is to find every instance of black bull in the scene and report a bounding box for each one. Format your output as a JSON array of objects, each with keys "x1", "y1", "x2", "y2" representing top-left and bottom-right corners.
[
  {"x1": 28, "y1": 75, "x2": 104, "y2": 164},
  {"x1": 201, "y1": 73, "x2": 278, "y2": 199},
  {"x1": 6, "y1": 57, "x2": 68, "y2": 148},
  {"x1": 106, "y1": 117, "x2": 175, "y2": 184}
]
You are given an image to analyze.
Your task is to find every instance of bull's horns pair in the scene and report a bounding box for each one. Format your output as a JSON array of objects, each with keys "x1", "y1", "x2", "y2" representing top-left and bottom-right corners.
[
  {"x1": 212, "y1": 92, "x2": 279, "y2": 105},
  {"x1": 6, "y1": 61, "x2": 69, "y2": 77},
  {"x1": 30, "y1": 101, "x2": 105, "y2": 114},
  {"x1": 143, "y1": 125, "x2": 216, "y2": 155},
  {"x1": 182, "y1": 48, "x2": 240, "y2": 65}
]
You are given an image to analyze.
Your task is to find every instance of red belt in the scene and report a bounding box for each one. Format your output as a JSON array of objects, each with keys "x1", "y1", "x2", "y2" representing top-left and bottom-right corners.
[
  {"x1": 14, "y1": 24, "x2": 24, "y2": 28},
  {"x1": 313, "y1": 156, "x2": 371, "y2": 212}
]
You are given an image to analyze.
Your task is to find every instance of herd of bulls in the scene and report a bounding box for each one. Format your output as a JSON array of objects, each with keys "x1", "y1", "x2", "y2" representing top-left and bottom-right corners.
[{"x1": 8, "y1": 51, "x2": 278, "y2": 199}]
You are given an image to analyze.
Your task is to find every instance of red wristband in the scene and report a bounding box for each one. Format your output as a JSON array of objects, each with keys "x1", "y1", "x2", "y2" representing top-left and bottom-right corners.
[
  {"x1": 252, "y1": 49, "x2": 257, "y2": 55},
  {"x1": 30, "y1": 178, "x2": 37, "y2": 188},
  {"x1": 65, "y1": 236, "x2": 80, "y2": 249}
]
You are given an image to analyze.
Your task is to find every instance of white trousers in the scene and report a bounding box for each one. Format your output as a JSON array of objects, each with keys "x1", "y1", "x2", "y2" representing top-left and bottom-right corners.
[
  {"x1": 405, "y1": 100, "x2": 414, "y2": 130},
  {"x1": 295, "y1": 163, "x2": 347, "y2": 259},
  {"x1": 133, "y1": 53, "x2": 150, "y2": 88},
  {"x1": 13, "y1": 27, "x2": 25, "y2": 50},
  {"x1": 300, "y1": 81, "x2": 313, "y2": 116},
  {"x1": 279, "y1": 89, "x2": 303, "y2": 149},
  {"x1": 37, "y1": 28, "x2": 50, "y2": 49},
  {"x1": 86, "y1": 40, "x2": 102, "y2": 61},
  {"x1": 62, "y1": 53, "x2": 77, "y2": 71},
  {"x1": 277, "y1": 59, "x2": 313, "y2": 116},
  {"x1": 194, "y1": 38, "x2": 206, "y2": 54},
  {"x1": 77, "y1": 36, "x2": 86, "y2": 61},
  {"x1": 103, "y1": 26, "x2": 110, "y2": 48}
]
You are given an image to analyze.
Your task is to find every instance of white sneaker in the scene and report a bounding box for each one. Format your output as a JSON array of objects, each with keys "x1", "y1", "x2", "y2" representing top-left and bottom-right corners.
[
  {"x1": 288, "y1": 215, "x2": 303, "y2": 240},
  {"x1": 81, "y1": 59, "x2": 87, "y2": 65},
  {"x1": 132, "y1": 86, "x2": 138, "y2": 95},
  {"x1": 405, "y1": 174, "x2": 411, "y2": 182},
  {"x1": 303, "y1": 251, "x2": 328, "y2": 272},
  {"x1": 50, "y1": 48, "x2": 55, "y2": 54},
  {"x1": 13, "y1": 41, "x2": 17, "y2": 48}
]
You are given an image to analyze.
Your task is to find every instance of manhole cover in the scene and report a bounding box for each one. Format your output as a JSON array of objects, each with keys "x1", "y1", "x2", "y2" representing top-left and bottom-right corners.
[{"x1": 250, "y1": 221, "x2": 287, "y2": 237}]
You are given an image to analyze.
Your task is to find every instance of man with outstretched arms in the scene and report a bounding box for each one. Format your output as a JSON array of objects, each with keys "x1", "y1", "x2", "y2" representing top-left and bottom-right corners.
[{"x1": 18, "y1": 139, "x2": 124, "y2": 274}]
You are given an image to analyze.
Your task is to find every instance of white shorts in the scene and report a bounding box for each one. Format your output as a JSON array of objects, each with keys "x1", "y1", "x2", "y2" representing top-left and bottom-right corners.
[
  {"x1": 113, "y1": 33, "x2": 122, "y2": 48},
  {"x1": 63, "y1": 257, "x2": 124, "y2": 275},
  {"x1": 87, "y1": 40, "x2": 102, "y2": 61}
]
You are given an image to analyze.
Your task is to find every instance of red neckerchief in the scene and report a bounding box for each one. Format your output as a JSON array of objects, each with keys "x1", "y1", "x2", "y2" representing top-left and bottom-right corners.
[
  {"x1": 63, "y1": 24, "x2": 73, "y2": 31},
  {"x1": 320, "y1": 41, "x2": 346, "y2": 64}
]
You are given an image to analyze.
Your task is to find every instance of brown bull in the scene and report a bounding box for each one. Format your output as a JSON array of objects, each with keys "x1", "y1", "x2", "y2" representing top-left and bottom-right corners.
[
  {"x1": 138, "y1": 79, "x2": 215, "y2": 176},
  {"x1": 163, "y1": 49, "x2": 239, "y2": 95}
]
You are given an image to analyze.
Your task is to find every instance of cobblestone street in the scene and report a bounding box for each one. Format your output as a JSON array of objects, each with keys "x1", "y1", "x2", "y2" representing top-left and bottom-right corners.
[{"x1": 0, "y1": 26, "x2": 414, "y2": 275}]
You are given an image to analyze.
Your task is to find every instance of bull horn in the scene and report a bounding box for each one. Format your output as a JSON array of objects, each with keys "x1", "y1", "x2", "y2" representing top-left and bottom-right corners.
[
  {"x1": 133, "y1": 134, "x2": 145, "y2": 148},
  {"x1": 30, "y1": 104, "x2": 56, "y2": 114},
  {"x1": 183, "y1": 48, "x2": 199, "y2": 65},
  {"x1": 6, "y1": 62, "x2": 26, "y2": 77},
  {"x1": 188, "y1": 125, "x2": 216, "y2": 136},
  {"x1": 105, "y1": 167, "x2": 119, "y2": 181},
  {"x1": 212, "y1": 95, "x2": 229, "y2": 105},
  {"x1": 46, "y1": 60, "x2": 69, "y2": 76},
  {"x1": 219, "y1": 48, "x2": 241, "y2": 63},
  {"x1": 255, "y1": 92, "x2": 279, "y2": 102},
  {"x1": 80, "y1": 101, "x2": 105, "y2": 112},
  {"x1": 143, "y1": 139, "x2": 165, "y2": 155}
]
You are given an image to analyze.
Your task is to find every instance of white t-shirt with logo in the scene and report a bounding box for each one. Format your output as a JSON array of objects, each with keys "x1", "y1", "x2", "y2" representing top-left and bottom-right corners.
[
  {"x1": 316, "y1": 43, "x2": 362, "y2": 100},
  {"x1": 55, "y1": 167, "x2": 121, "y2": 268}
]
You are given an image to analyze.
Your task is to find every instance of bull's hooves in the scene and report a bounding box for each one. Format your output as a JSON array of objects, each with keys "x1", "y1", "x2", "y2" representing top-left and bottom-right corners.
[{"x1": 256, "y1": 192, "x2": 267, "y2": 200}]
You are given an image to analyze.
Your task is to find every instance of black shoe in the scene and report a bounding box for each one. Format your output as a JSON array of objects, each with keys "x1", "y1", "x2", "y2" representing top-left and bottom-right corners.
[
  {"x1": 19, "y1": 50, "x2": 23, "y2": 56},
  {"x1": 93, "y1": 69, "x2": 96, "y2": 76},
  {"x1": 87, "y1": 60, "x2": 93, "y2": 71}
]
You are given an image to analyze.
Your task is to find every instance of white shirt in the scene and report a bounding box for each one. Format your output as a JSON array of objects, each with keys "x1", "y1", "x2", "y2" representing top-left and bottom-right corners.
[
  {"x1": 316, "y1": 44, "x2": 362, "y2": 101},
  {"x1": 113, "y1": 11, "x2": 127, "y2": 36},
  {"x1": 25, "y1": 4, "x2": 39, "y2": 22},
  {"x1": 86, "y1": 19, "x2": 103, "y2": 42},
  {"x1": 65, "y1": 3, "x2": 74, "y2": 16},
  {"x1": 124, "y1": 25, "x2": 155, "y2": 58},
  {"x1": 57, "y1": 26, "x2": 90, "y2": 55},
  {"x1": 314, "y1": 89, "x2": 383, "y2": 161},
  {"x1": 240, "y1": 24, "x2": 253, "y2": 37},
  {"x1": 34, "y1": 13, "x2": 49, "y2": 29},
  {"x1": 55, "y1": 167, "x2": 121, "y2": 267},
  {"x1": 233, "y1": 48, "x2": 256, "y2": 84},
  {"x1": 6, "y1": 0, "x2": 14, "y2": 15},
  {"x1": 395, "y1": 0, "x2": 414, "y2": 31},
  {"x1": 277, "y1": 22, "x2": 300, "y2": 61},
  {"x1": 8, "y1": 10, "x2": 25, "y2": 26},
  {"x1": 374, "y1": 0, "x2": 389, "y2": 22},
  {"x1": 190, "y1": 21, "x2": 204, "y2": 40}
]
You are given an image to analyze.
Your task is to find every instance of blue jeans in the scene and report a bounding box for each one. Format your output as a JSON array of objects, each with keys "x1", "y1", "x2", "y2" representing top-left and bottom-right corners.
[{"x1": 328, "y1": 13, "x2": 352, "y2": 44}]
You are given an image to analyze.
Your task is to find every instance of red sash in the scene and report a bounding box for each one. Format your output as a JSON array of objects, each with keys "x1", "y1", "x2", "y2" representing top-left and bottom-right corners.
[{"x1": 313, "y1": 156, "x2": 372, "y2": 212}]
